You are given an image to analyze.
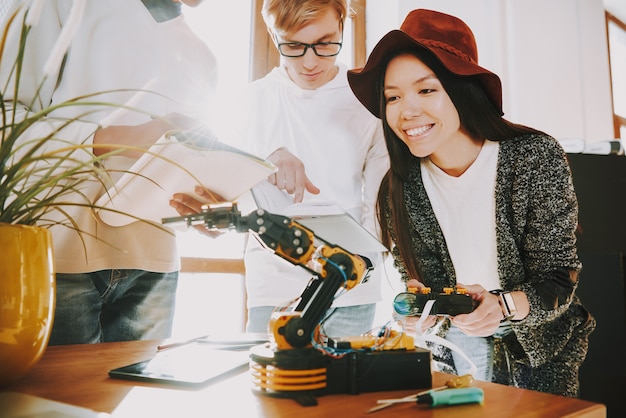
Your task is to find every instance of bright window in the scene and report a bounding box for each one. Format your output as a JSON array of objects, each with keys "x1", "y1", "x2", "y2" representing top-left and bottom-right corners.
[{"x1": 171, "y1": 3, "x2": 255, "y2": 338}]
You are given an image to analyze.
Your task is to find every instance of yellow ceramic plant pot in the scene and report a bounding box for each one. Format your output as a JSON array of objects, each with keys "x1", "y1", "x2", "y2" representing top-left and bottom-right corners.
[{"x1": 0, "y1": 223, "x2": 55, "y2": 387}]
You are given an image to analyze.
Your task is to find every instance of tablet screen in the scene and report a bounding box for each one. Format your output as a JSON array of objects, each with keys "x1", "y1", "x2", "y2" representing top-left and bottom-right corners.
[{"x1": 108, "y1": 342, "x2": 251, "y2": 386}]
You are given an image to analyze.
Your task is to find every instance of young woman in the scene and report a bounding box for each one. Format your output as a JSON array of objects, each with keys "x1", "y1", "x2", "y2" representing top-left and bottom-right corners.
[{"x1": 347, "y1": 9, "x2": 595, "y2": 397}]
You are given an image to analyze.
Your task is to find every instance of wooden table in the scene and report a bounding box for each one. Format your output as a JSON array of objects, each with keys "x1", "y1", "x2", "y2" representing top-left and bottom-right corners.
[{"x1": 1, "y1": 340, "x2": 606, "y2": 417}]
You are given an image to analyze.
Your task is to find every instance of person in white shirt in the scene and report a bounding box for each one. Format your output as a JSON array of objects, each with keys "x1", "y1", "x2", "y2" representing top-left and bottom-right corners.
[
  {"x1": 226, "y1": 0, "x2": 389, "y2": 337},
  {"x1": 0, "y1": 0, "x2": 218, "y2": 344}
]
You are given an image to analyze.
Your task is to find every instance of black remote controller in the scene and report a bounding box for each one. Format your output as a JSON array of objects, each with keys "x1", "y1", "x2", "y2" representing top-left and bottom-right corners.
[{"x1": 393, "y1": 288, "x2": 475, "y2": 316}]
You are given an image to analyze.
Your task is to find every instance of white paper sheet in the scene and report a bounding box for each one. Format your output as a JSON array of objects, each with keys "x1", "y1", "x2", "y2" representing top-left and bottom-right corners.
[{"x1": 95, "y1": 131, "x2": 276, "y2": 226}]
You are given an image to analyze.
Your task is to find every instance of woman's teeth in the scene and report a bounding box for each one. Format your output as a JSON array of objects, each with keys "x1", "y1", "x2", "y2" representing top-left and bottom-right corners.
[{"x1": 405, "y1": 125, "x2": 432, "y2": 136}]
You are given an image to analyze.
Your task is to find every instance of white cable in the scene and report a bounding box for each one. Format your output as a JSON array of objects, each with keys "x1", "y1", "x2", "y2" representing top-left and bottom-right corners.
[{"x1": 413, "y1": 299, "x2": 478, "y2": 377}]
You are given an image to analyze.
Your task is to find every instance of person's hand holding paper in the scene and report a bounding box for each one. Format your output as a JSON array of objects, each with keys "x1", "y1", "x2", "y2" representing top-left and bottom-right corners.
[
  {"x1": 170, "y1": 185, "x2": 226, "y2": 237},
  {"x1": 93, "y1": 112, "x2": 205, "y2": 158}
]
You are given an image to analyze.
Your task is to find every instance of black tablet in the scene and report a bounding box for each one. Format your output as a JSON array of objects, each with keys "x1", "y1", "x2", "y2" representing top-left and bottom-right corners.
[{"x1": 108, "y1": 342, "x2": 251, "y2": 387}]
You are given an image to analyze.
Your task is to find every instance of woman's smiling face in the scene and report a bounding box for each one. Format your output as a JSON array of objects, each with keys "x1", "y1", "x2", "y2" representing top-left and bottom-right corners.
[{"x1": 383, "y1": 53, "x2": 463, "y2": 160}]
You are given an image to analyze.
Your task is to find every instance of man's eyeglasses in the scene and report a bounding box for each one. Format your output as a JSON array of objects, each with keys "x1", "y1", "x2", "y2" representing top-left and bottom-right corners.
[{"x1": 276, "y1": 40, "x2": 343, "y2": 57}]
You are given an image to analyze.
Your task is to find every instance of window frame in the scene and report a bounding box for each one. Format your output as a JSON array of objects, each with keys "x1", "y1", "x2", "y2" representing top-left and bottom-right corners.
[{"x1": 606, "y1": 11, "x2": 626, "y2": 139}]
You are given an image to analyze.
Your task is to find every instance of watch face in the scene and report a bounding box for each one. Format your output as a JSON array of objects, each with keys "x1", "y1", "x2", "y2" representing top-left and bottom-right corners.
[
  {"x1": 501, "y1": 292, "x2": 517, "y2": 315},
  {"x1": 489, "y1": 290, "x2": 517, "y2": 321}
]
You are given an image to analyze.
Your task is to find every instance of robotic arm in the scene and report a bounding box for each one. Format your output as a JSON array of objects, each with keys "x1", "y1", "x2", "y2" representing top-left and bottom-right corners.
[
  {"x1": 164, "y1": 203, "x2": 436, "y2": 402},
  {"x1": 162, "y1": 202, "x2": 372, "y2": 350}
]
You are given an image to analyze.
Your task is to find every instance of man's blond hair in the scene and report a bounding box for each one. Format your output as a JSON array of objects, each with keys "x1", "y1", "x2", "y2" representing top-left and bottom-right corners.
[{"x1": 262, "y1": 0, "x2": 348, "y2": 37}]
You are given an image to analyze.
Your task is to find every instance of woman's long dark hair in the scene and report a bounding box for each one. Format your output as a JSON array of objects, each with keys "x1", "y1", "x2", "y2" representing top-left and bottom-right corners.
[{"x1": 377, "y1": 48, "x2": 545, "y2": 282}]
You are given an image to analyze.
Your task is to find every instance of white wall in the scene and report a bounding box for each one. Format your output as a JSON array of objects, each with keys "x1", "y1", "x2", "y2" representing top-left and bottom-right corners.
[{"x1": 365, "y1": 0, "x2": 615, "y2": 143}]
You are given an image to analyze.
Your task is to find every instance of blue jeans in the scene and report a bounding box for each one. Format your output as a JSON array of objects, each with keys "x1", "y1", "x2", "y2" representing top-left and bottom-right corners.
[
  {"x1": 247, "y1": 304, "x2": 376, "y2": 338},
  {"x1": 49, "y1": 270, "x2": 178, "y2": 345},
  {"x1": 445, "y1": 323, "x2": 513, "y2": 381}
]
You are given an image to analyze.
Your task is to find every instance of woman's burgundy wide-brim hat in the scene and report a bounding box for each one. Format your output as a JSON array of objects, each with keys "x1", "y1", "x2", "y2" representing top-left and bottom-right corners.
[{"x1": 347, "y1": 9, "x2": 503, "y2": 118}]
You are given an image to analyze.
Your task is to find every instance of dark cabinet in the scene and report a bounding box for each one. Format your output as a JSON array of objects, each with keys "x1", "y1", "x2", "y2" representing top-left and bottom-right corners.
[{"x1": 567, "y1": 153, "x2": 626, "y2": 417}]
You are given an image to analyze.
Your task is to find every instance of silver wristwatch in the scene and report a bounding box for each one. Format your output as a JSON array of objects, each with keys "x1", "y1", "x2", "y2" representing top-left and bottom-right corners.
[{"x1": 489, "y1": 289, "x2": 517, "y2": 322}]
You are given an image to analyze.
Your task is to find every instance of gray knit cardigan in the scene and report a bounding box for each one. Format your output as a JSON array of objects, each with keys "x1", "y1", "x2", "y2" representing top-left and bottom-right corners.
[{"x1": 389, "y1": 133, "x2": 596, "y2": 397}]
